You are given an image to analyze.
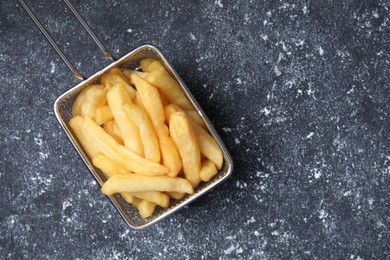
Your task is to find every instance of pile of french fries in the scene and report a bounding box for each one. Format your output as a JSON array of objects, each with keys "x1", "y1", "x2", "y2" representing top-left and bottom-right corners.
[{"x1": 69, "y1": 59, "x2": 223, "y2": 218}]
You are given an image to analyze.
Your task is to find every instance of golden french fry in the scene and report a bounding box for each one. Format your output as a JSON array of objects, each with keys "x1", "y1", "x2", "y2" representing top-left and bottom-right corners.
[
  {"x1": 101, "y1": 174, "x2": 194, "y2": 195},
  {"x1": 131, "y1": 74, "x2": 182, "y2": 176},
  {"x1": 146, "y1": 60, "x2": 165, "y2": 72},
  {"x1": 70, "y1": 116, "x2": 168, "y2": 176},
  {"x1": 123, "y1": 69, "x2": 148, "y2": 85},
  {"x1": 164, "y1": 104, "x2": 223, "y2": 169},
  {"x1": 108, "y1": 68, "x2": 131, "y2": 83},
  {"x1": 200, "y1": 159, "x2": 218, "y2": 182},
  {"x1": 131, "y1": 74, "x2": 166, "y2": 135},
  {"x1": 132, "y1": 191, "x2": 170, "y2": 208},
  {"x1": 121, "y1": 193, "x2": 135, "y2": 204},
  {"x1": 158, "y1": 134, "x2": 182, "y2": 177},
  {"x1": 103, "y1": 121, "x2": 123, "y2": 145},
  {"x1": 72, "y1": 84, "x2": 107, "y2": 120},
  {"x1": 101, "y1": 69, "x2": 136, "y2": 99},
  {"x1": 191, "y1": 120, "x2": 223, "y2": 170},
  {"x1": 185, "y1": 110, "x2": 206, "y2": 128},
  {"x1": 140, "y1": 59, "x2": 154, "y2": 72},
  {"x1": 69, "y1": 116, "x2": 100, "y2": 157},
  {"x1": 132, "y1": 198, "x2": 156, "y2": 218},
  {"x1": 140, "y1": 59, "x2": 165, "y2": 72},
  {"x1": 112, "y1": 121, "x2": 123, "y2": 139},
  {"x1": 145, "y1": 70, "x2": 193, "y2": 110},
  {"x1": 123, "y1": 103, "x2": 160, "y2": 163},
  {"x1": 92, "y1": 152, "x2": 128, "y2": 177},
  {"x1": 107, "y1": 83, "x2": 144, "y2": 156},
  {"x1": 134, "y1": 91, "x2": 145, "y2": 110},
  {"x1": 169, "y1": 112, "x2": 201, "y2": 187},
  {"x1": 95, "y1": 106, "x2": 114, "y2": 125},
  {"x1": 167, "y1": 192, "x2": 185, "y2": 200},
  {"x1": 72, "y1": 85, "x2": 93, "y2": 117}
]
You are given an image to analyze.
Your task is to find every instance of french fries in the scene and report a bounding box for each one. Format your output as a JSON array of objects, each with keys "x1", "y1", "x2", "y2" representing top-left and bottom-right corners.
[
  {"x1": 107, "y1": 83, "x2": 144, "y2": 156},
  {"x1": 69, "y1": 116, "x2": 168, "y2": 176},
  {"x1": 167, "y1": 192, "x2": 185, "y2": 200},
  {"x1": 92, "y1": 153, "x2": 169, "y2": 209},
  {"x1": 200, "y1": 159, "x2": 218, "y2": 182},
  {"x1": 164, "y1": 104, "x2": 223, "y2": 169},
  {"x1": 101, "y1": 174, "x2": 194, "y2": 195},
  {"x1": 70, "y1": 59, "x2": 224, "y2": 219},
  {"x1": 95, "y1": 106, "x2": 113, "y2": 125},
  {"x1": 131, "y1": 198, "x2": 156, "y2": 218},
  {"x1": 169, "y1": 112, "x2": 201, "y2": 187},
  {"x1": 72, "y1": 84, "x2": 107, "y2": 120},
  {"x1": 185, "y1": 110, "x2": 206, "y2": 128},
  {"x1": 92, "y1": 152, "x2": 128, "y2": 177},
  {"x1": 101, "y1": 68, "x2": 136, "y2": 99},
  {"x1": 146, "y1": 70, "x2": 193, "y2": 110},
  {"x1": 123, "y1": 102, "x2": 160, "y2": 163},
  {"x1": 131, "y1": 74, "x2": 182, "y2": 176},
  {"x1": 140, "y1": 59, "x2": 165, "y2": 72},
  {"x1": 123, "y1": 69, "x2": 148, "y2": 85},
  {"x1": 131, "y1": 191, "x2": 170, "y2": 208},
  {"x1": 103, "y1": 121, "x2": 123, "y2": 144}
]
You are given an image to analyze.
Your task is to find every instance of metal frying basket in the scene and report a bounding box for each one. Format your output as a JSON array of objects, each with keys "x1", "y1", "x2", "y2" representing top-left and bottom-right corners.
[{"x1": 19, "y1": 0, "x2": 233, "y2": 229}]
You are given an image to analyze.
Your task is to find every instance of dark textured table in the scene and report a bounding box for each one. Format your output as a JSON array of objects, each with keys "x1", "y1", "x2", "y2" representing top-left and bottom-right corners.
[{"x1": 1, "y1": 0, "x2": 390, "y2": 259}]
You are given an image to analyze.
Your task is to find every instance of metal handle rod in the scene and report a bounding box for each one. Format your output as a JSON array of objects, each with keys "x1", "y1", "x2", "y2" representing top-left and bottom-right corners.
[
  {"x1": 18, "y1": 0, "x2": 84, "y2": 80},
  {"x1": 63, "y1": 0, "x2": 114, "y2": 61}
]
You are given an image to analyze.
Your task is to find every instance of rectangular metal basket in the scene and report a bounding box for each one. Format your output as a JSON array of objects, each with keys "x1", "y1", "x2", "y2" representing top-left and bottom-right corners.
[{"x1": 54, "y1": 45, "x2": 234, "y2": 229}]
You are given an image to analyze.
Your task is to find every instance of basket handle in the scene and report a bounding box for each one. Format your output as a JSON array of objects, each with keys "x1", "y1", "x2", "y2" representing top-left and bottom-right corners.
[{"x1": 18, "y1": 0, "x2": 114, "y2": 80}]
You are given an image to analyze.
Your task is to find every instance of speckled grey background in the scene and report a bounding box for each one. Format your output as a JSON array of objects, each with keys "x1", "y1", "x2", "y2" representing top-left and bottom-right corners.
[{"x1": 1, "y1": 0, "x2": 390, "y2": 259}]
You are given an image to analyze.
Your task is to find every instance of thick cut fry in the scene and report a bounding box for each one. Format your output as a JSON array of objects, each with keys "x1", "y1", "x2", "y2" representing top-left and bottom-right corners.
[
  {"x1": 146, "y1": 60, "x2": 165, "y2": 72},
  {"x1": 167, "y1": 192, "x2": 185, "y2": 200},
  {"x1": 95, "y1": 106, "x2": 114, "y2": 125},
  {"x1": 146, "y1": 70, "x2": 193, "y2": 110},
  {"x1": 132, "y1": 191, "x2": 170, "y2": 208},
  {"x1": 101, "y1": 174, "x2": 194, "y2": 195},
  {"x1": 140, "y1": 59, "x2": 165, "y2": 72},
  {"x1": 134, "y1": 91, "x2": 145, "y2": 110},
  {"x1": 69, "y1": 116, "x2": 100, "y2": 158},
  {"x1": 92, "y1": 152, "x2": 128, "y2": 177},
  {"x1": 72, "y1": 84, "x2": 107, "y2": 120},
  {"x1": 164, "y1": 104, "x2": 223, "y2": 169},
  {"x1": 107, "y1": 83, "x2": 144, "y2": 156},
  {"x1": 112, "y1": 121, "x2": 123, "y2": 140},
  {"x1": 131, "y1": 74, "x2": 166, "y2": 135},
  {"x1": 200, "y1": 159, "x2": 218, "y2": 182},
  {"x1": 103, "y1": 121, "x2": 123, "y2": 144},
  {"x1": 185, "y1": 110, "x2": 206, "y2": 128},
  {"x1": 120, "y1": 193, "x2": 135, "y2": 204},
  {"x1": 131, "y1": 74, "x2": 182, "y2": 176},
  {"x1": 123, "y1": 69, "x2": 148, "y2": 85},
  {"x1": 72, "y1": 85, "x2": 94, "y2": 117},
  {"x1": 191, "y1": 121, "x2": 223, "y2": 170},
  {"x1": 123, "y1": 103, "x2": 160, "y2": 163},
  {"x1": 108, "y1": 68, "x2": 131, "y2": 84},
  {"x1": 169, "y1": 112, "x2": 201, "y2": 187},
  {"x1": 70, "y1": 116, "x2": 168, "y2": 176},
  {"x1": 101, "y1": 69, "x2": 136, "y2": 99},
  {"x1": 140, "y1": 59, "x2": 154, "y2": 72},
  {"x1": 158, "y1": 134, "x2": 182, "y2": 177},
  {"x1": 131, "y1": 198, "x2": 156, "y2": 218}
]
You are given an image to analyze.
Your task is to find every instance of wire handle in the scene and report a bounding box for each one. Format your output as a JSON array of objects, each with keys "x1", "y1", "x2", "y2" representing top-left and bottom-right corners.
[
  {"x1": 63, "y1": 0, "x2": 114, "y2": 61},
  {"x1": 18, "y1": 0, "x2": 114, "y2": 80}
]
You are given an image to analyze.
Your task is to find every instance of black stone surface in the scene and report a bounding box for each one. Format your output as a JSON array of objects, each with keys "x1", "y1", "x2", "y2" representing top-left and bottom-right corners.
[{"x1": 1, "y1": 0, "x2": 390, "y2": 259}]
